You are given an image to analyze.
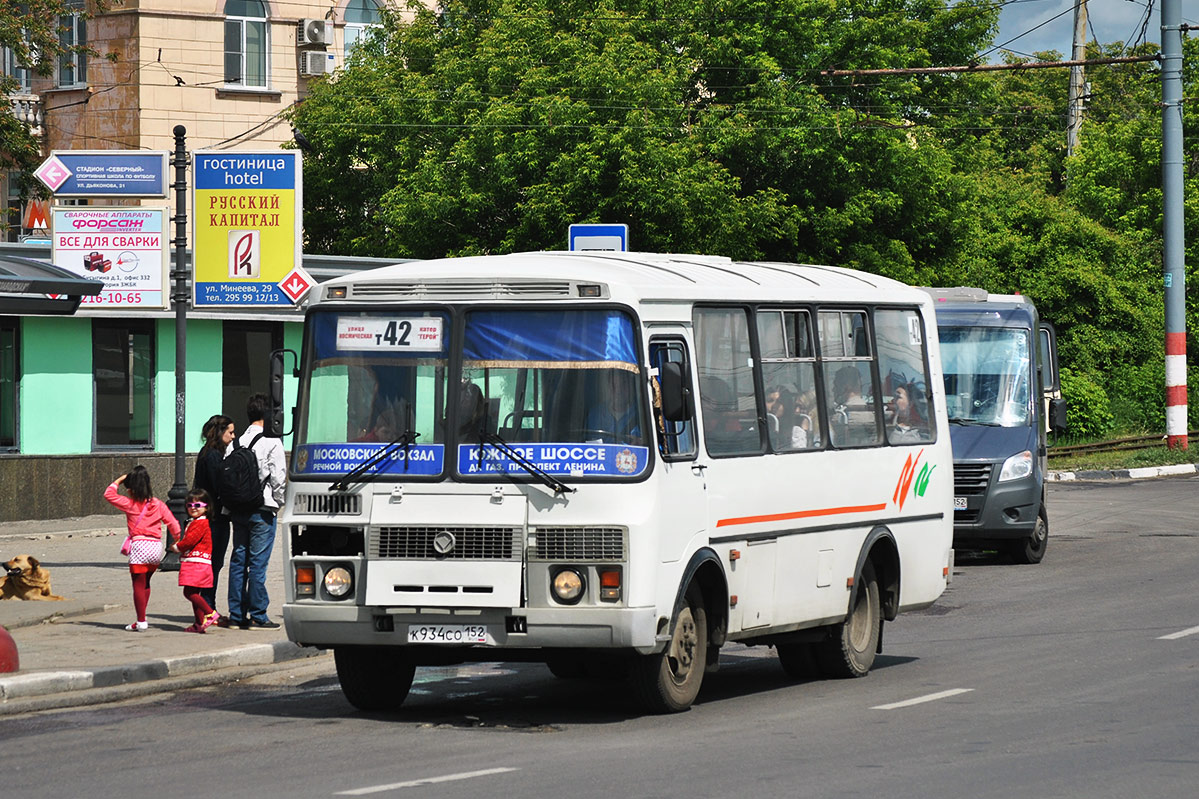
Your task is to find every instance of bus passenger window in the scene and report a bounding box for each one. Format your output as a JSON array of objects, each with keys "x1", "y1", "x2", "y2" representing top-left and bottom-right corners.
[
  {"x1": 819, "y1": 310, "x2": 881, "y2": 448},
  {"x1": 876, "y1": 309, "x2": 935, "y2": 445},
  {"x1": 694, "y1": 308, "x2": 763, "y2": 457},
  {"x1": 758, "y1": 309, "x2": 819, "y2": 452}
]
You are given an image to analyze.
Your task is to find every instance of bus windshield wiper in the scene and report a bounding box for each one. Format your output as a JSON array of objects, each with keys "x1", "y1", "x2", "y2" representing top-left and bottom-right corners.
[
  {"x1": 331, "y1": 399, "x2": 420, "y2": 491},
  {"x1": 330, "y1": 428, "x2": 420, "y2": 491},
  {"x1": 479, "y1": 430, "x2": 575, "y2": 496},
  {"x1": 948, "y1": 416, "x2": 1001, "y2": 427}
]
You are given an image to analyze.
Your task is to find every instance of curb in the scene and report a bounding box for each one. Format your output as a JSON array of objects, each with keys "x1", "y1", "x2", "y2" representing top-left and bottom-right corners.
[
  {"x1": 0, "y1": 639, "x2": 323, "y2": 709},
  {"x1": 1048, "y1": 463, "x2": 1199, "y2": 482}
]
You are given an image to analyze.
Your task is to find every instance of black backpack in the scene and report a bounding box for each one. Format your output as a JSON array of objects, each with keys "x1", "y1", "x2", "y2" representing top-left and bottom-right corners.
[{"x1": 219, "y1": 433, "x2": 267, "y2": 513}]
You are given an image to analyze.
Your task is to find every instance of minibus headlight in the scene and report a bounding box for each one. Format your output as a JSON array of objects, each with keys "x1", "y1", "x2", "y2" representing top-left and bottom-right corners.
[
  {"x1": 324, "y1": 566, "x2": 353, "y2": 598},
  {"x1": 551, "y1": 568, "x2": 585, "y2": 604},
  {"x1": 998, "y1": 450, "x2": 1034, "y2": 482}
]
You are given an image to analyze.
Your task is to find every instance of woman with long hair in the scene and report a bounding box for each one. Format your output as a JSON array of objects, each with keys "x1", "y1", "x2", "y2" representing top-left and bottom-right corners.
[{"x1": 193, "y1": 414, "x2": 235, "y2": 616}]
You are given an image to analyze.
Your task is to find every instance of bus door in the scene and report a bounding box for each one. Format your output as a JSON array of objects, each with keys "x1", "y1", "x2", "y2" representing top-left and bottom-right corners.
[{"x1": 649, "y1": 334, "x2": 707, "y2": 564}]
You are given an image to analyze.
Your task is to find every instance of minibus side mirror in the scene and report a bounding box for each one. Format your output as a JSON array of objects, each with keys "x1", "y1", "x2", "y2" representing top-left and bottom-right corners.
[
  {"x1": 660, "y1": 361, "x2": 693, "y2": 422},
  {"x1": 1048, "y1": 397, "x2": 1068, "y2": 434}
]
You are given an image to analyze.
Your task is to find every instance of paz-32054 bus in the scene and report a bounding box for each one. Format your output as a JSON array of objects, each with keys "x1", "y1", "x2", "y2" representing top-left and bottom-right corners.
[{"x1": 275, "y1": 252, "x2": 954, "y2": 713}]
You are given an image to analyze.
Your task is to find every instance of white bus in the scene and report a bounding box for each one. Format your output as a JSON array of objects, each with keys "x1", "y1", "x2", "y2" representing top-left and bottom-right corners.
[{"x1": 276, "y1": 251, "x2": 954, "y2": 713}]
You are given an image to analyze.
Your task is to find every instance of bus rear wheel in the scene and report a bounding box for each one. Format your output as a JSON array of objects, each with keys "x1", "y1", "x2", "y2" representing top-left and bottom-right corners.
[
  {"x1": 815, "y1": 561, "x2": 880, "y2": 679},
  {"x1": 334, "y1": 646, "x2": 416, "y2": 712},
  {"x1": 1008, "y1": 511, "x2": 1048, "y2": 565},
  {"x1": 630, "y1": 586, "x2": 708, "y2": 713}
]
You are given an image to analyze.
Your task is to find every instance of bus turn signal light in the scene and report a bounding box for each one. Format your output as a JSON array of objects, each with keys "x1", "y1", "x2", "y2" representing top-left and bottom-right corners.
[
  {"x1": 296, "y1": 565, "x2": 316, "y2": 597},
  {"x1": 599, "y1": 569, "x2": 621, "y2": 601}
]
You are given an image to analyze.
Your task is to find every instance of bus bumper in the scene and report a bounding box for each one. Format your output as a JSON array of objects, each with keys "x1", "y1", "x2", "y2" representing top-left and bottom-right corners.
[
  {"x1": 953, "y1": 471, "x2": 1040, "y2": 545},
  {"x1": 283, "y1": 603, "x2": 662, "y2": 654}
]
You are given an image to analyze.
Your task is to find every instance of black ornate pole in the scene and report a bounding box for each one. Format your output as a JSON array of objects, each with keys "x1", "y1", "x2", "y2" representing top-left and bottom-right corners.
[{"x1": 163, "y1": 125, "x2": 189, "y2": 568}]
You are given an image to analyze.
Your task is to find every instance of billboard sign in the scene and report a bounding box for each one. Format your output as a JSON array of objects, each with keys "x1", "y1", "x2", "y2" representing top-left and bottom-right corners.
[
  {"x1": 35, "y1": 151, "x2": 169, "y2": 197},
  {"x1": 50, "y1": 207, "x2": 170, "y2": 310},
  {"x1": 192, "y1": 151, "x2": 302, "y2": 306}
]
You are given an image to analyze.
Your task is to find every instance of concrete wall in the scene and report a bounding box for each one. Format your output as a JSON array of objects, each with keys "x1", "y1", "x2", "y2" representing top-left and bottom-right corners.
[{"x1": 0, "y1": 453, "x2": 185, "y2": 522}]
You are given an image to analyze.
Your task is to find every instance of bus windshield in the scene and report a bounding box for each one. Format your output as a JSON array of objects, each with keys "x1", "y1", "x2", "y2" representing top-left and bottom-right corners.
[
  {"x1": 294, "y1": 309, "x2": 450, "y2": 479},
  {"x1": 457, "y1": 308, "x2": 649, "y2": 479},
  {"x1": 292, "y1": 307, "x2": 650, "y2": 481},
  {"x1": 939, "y1": 326, "x2": 1031, "y2": 427}
]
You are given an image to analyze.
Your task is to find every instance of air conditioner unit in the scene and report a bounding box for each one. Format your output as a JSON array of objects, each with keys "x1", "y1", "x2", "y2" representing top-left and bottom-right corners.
[
  {"x1": 298, "y1": 19, "x2": 332, "y2": 46},
  {"x1": 300, "y1": 50, "x2": 336, "y2": 77}
]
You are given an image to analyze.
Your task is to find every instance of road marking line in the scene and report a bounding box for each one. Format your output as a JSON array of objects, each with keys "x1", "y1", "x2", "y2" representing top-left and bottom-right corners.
[
  {"x1": 337, "y1": 768, "x2": 519, "y2": 795},
  {"x1": 1158, "y1": 625, "x2": 1199, "y2": 640},
  {"x1": 872, "y1": 688, "x2": 974, "y2": 710}
]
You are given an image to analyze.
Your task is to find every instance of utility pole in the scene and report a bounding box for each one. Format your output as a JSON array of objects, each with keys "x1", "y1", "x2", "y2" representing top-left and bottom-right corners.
[
  {"x1": 1066, "y1": 0, "x2": 1088, "y2": 158},
  {"x1": 166, "y1": 125, "x2": 192, "y2": 550},
  {"x1": 1161, "y1": 0, "x2": 1188, "y2": 448}
]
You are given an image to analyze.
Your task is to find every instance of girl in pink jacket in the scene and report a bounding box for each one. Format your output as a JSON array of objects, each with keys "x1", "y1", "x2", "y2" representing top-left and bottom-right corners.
[
  {"x1": 104, "y1": 466, "x2": 181, "y2": 632},
  {"x1": 170, "y1": 488, "x2": 219, "y2": 633}
]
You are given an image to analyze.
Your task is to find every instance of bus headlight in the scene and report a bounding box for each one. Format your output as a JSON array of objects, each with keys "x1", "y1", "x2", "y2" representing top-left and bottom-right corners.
[
  {"x1": 551, "y1": 568, "x2": 585, "y2": 604},
  {"x1": 998, "y1": 450, "x2": 1033, "y2": 482},
  {"x1": 324, "y1": 566, "x2": 353, "y2": 598}
]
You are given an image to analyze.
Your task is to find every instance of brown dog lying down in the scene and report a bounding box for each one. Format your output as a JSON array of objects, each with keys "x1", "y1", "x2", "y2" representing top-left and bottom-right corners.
[{"x1": 1, "y1": 555, "x2": 65, "y2": 600}]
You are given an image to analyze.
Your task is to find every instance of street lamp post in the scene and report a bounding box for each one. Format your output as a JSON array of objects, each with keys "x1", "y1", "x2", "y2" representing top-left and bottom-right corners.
[{"x1": 163, "y1": 125, "x2": 190, "y2": 563}]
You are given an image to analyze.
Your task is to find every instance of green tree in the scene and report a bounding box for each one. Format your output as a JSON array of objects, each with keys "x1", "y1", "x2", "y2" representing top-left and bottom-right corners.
[
  {"x1": 290, "y1": 0, "x2": 996, "y2": 267},
  {"x1": 1, "y1": 0, "x2": 110, "y2": 209}
]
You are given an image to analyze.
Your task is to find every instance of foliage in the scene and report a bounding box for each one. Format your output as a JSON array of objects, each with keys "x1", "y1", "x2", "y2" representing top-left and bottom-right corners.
[
  {"x1": 1058, "y1": 366, "x2": 1114, "y2": 440},
  {"x1": 1, "y1": 0, "x2": 111, "y2": 205},
  {"x1": 289, "y1": 0, "x2": 1193, "y2": 439}
]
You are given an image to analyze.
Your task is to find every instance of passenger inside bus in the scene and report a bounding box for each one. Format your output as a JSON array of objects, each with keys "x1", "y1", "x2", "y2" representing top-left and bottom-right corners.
[
  {"x1": 584, "y1": 368, "x2": 642, "y2": 444},
  {"x1": 765, "y1": 385, "x2": 806, "y2": 450},
  {"x1": 830, "y1": 365, "x2": 876, "y2": 446},
  {"x1": 457, "y1": 381, "x2": 487, "y2": 442},
  {"x1": 888, "y1": 382, "x2": 928, "y2": 443}
]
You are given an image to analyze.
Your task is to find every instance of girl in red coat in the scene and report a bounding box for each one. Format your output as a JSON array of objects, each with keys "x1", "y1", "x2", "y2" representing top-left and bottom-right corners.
[{"x1": 170, "y1": 488, "x2": 220, "y2": 633}]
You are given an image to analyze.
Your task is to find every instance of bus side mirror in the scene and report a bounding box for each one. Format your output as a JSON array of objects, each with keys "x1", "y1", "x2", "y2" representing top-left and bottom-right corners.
[
  {"x1": 269, "y1": 348, "x2": 299, "y2": 437},
  {"x1": 1049, "y1": 397, "x2": 1068, "y2": 434},
  {"x1": 660, "y1": 361, "x2": 693, "y2": 422}
]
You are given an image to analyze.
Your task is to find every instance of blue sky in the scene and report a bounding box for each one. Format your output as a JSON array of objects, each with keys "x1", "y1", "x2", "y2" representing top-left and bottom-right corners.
[{"x1": 993, "y1": 0, "x2": 1173, "y2": 58}]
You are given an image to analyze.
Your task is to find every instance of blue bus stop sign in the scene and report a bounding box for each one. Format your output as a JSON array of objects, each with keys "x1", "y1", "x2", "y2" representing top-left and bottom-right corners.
[{"x1": 568, "y1": 223, "x2": 629, "y2": 252}]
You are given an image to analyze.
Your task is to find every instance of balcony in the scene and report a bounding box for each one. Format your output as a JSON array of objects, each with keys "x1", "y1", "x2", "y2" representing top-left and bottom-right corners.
[{"x1": 7, "y1": 94, "x2": 43, "y2": 138}]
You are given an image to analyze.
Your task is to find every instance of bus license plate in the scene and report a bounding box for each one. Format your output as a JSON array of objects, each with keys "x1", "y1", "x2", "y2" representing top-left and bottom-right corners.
[
  {"x1": 953, "y1": 496, "x2": 968, "y2": 510},
  {"x1": 407, "y1": 624, "x2": 490, "y2": 644}
]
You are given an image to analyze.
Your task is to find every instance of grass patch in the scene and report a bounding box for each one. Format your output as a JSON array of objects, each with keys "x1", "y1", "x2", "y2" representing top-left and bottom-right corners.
[{"x1": 1047, "y1": 442, "x2": 1199, "y2": 472}]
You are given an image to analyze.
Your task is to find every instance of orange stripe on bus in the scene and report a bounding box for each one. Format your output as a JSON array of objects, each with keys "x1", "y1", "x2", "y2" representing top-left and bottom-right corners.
[{"x1": 716, "y1": 503, "x2": 888, "y2": 528}]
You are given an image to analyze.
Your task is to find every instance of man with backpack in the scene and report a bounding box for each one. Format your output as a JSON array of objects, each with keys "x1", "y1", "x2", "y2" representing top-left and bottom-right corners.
[{"x1": 219, "y1": 393, "x2": 287, "y2": 630}]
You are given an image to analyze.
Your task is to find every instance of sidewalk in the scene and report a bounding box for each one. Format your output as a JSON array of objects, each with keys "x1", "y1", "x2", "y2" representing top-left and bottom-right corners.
[{"x1": 0, "y1": 513, "x2": 322, "y2": 715}]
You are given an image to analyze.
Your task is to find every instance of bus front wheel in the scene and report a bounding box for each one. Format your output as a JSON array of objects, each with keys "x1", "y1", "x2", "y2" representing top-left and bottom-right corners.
[
  {"x1": 334, "y1": 646, "x2": 416, "y2": 712},
  {"x1": 1008, "y1": 511, "x2": 1048, "y2": 565},
  {"x1": 630, "y1": 586, "x2": 708, "y2": 713},
  {"x1": 815, "y1": 561, "x2": 880, "y2": 678}
]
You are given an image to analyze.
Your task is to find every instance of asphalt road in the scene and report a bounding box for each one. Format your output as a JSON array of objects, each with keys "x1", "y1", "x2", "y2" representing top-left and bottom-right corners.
[{"x1": 2, "y1": 477, "x2": 1197, "y2": 798}]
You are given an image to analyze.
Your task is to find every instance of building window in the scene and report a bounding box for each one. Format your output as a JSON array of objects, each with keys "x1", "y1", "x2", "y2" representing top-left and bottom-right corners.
[
  {"x1": 57, "y1": 3, "x2": 88, "y2": 88},
  {"x1": 223, "y1": 321, "x2": 282, "y2": 428},
  {"x1": 0, "y1": 319, "x2": 18, "y2": 450},
  {"x1": 224, "y1": 0, "x2": 268, "y2": 88},
  {"x1": 3, "y1": 44, "x2": 32, "y2": 93},
  {"x1": 93, "y1": 321, "x2": 154, "y2": 448},
  {"x1": 344, "y1": 0, "x2": 383, "y2": 57}
]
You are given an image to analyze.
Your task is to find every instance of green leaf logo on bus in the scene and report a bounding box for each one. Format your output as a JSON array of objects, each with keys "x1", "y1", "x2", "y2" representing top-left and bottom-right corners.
[{"x1": 892, "y1": 449, "x2": 935, "y2": 511}]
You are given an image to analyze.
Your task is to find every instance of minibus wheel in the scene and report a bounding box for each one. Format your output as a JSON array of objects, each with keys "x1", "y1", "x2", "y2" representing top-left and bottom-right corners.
[
  {"x1": 334, "y1": 646, "x2": 416, "y2": 711},
  {"x1": 1009, "y1": 511, "x2": 1048, "y2": 565},
  {"x1": 630, "y1": 585, "x2": 708, "y2": 712},
  {"x1": 816, "y1": 561, "x2": 880, "y2": 678}
]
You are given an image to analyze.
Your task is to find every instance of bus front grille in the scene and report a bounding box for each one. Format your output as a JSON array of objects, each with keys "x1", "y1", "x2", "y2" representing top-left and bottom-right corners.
[
  {"x1": 529, "y1": 527, "x2": 627, "y2": 562},
  {"x1": 372, "y1": 526, "x2": 522, "y2": 560},
  {"x1": 350, "y1": 280, "x2": 573, "y2": 300},
  {"x1": 953, "y1": 463, "x2": 992, "y2": 495},
  {"x1": 293, "y1": 493, "x2": 362, "y2": 515}
]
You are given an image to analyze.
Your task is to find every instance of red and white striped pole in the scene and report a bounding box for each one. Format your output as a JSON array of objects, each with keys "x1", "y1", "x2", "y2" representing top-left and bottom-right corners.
[{"x1": 1163, "y1": 0, "x2": 1188, "y2": 449}]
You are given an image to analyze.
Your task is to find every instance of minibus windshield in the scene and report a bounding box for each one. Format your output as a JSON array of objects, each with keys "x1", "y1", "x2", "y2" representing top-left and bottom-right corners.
[{"x1": 939, "y1": 326, "x2": 1031, "y2": 427}]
